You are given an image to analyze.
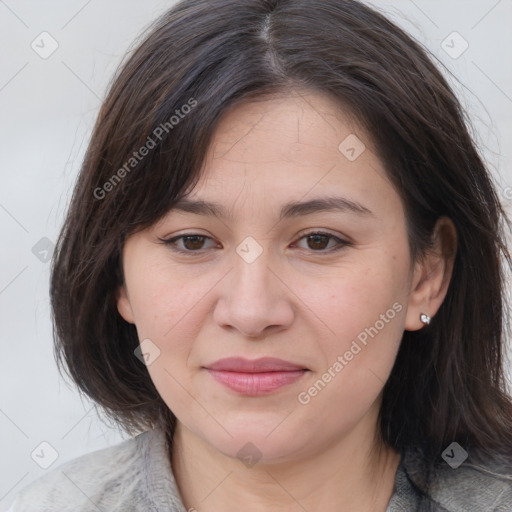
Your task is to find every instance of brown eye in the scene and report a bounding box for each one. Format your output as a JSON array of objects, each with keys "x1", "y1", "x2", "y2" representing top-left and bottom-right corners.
[
  {"x1": 306, "y1": 234, "x2": 331, "y2": 250},
  {"x1": 294, "y1": 231, "x2": 349, "y2": 253},
  {"x1": 160, "y1": 231, "x2": 349, "y2": 256},
  {"x1": 181, "y1": 235, "x2": 207, "y2": 251},
  {"x1": 159, "y1": 234, "x2": 218, "y2": 254}
]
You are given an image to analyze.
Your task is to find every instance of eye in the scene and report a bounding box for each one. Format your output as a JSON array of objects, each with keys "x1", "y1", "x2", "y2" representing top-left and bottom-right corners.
[
  {"x1": 159, "y1": 231, "x2": 350, "y2": 255},
  {"x1": 158, "y1": 234, "x2": 219, "y2": 254},
  {"x1": 293, "y1": 231, "x2": 350, "y2": 253}
]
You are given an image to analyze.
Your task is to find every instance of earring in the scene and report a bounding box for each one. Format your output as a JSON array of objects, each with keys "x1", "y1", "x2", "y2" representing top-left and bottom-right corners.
[{"x1": 420, "y1": 313, "x2": 431, "y2": 325}]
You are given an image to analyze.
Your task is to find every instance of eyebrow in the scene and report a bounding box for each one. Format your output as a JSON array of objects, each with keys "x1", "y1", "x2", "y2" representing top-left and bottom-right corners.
[{"x1": 170, "y1": 196, "x2": 374, "y2": 221}]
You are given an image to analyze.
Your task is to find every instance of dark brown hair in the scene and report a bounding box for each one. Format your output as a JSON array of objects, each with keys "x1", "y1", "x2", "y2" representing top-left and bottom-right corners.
[{"x1": 50, "y1": 0, "x2": 512, "y2": 489}]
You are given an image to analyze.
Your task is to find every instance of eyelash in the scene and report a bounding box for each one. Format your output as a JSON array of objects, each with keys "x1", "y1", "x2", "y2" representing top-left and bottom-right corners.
[{"x1": 158, "y1": 231, "x2": 351, "y2": 255}]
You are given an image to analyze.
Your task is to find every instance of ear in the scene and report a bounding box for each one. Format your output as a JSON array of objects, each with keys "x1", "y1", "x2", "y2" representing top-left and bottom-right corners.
[
  {"x1": 116, "y1": 285, "x2": 136, "y2": 324},
  {"x1": 405, "y1": 216, "x2": 457, "y2": 331}
]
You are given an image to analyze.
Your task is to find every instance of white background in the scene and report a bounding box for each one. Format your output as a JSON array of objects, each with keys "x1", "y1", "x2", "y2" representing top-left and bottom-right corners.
[{"x1": 1, "y1": 1, "x2": 511, "y2": 509}]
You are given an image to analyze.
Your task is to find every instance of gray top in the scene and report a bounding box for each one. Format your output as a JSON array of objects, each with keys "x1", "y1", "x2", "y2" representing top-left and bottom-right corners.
[{"x1": 8, "y1": 428, "x2": 512, "y2": 511}]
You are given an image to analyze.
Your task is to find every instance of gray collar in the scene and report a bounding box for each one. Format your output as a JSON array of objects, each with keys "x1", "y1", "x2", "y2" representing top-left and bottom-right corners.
[{"x1": 141, "y1": 429, "x2": 512, "y2": 512}]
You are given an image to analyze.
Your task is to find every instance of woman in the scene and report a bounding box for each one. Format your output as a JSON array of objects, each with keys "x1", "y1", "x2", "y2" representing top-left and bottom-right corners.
[{"x1": 9, "y1": 0, "x2": 512, "y2": 510}]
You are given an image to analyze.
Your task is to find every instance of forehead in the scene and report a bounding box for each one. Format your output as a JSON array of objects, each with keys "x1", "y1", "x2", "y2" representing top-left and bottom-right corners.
[
  {"x1": 178, "y1": 91, "x2": 401, "y2": 223},
  {"x1": 209, "y1": 91, "x2": 367, "y2": 163}
]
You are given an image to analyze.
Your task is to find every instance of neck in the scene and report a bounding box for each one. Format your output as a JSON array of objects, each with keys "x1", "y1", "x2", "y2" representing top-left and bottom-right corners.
[{"x1": 170, "y1": 419, "x2": 401, "y2": 512}]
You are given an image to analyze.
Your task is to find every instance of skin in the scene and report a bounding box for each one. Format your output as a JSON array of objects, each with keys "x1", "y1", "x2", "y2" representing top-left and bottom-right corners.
[{"x1": 117, "y1": 90, "x2": 457, "y2": 511}]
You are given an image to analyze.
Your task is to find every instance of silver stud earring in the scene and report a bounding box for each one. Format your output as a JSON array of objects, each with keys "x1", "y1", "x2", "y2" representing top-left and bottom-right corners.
[{"x1": 420, "y1": 313, "x2": 431, "y2": 325}]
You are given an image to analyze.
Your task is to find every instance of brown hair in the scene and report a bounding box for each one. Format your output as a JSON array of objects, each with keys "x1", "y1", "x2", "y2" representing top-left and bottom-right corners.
[{"x1": 50, "y1": 0, "x2": 512, "y2": 487}]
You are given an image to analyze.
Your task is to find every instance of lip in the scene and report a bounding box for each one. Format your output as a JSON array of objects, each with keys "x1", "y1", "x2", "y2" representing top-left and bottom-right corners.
[
  {"x1": 205, "y1": 357, "x2": 309, "y2": 396},
  {"x1": 206, "y1": 357, "x2": 307, "y2": 372}
]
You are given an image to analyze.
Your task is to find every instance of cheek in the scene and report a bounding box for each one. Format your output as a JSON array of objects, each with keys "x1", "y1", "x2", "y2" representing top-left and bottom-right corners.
[
  {"x1": 302, "y1": 249, "x2": 408, "y2": 393},
  {"x1": 130, "y1": 267, "x2": 209, "y2": 418},
  {"x1": 304, "y1": 256, "x2": 406, "y2": 351},
  {"x1": 126, "y1": 260, "x2": 208, "y2": 339},
  {"x1": 295, "y1": 274, "x2": 406, "y2": 431}
]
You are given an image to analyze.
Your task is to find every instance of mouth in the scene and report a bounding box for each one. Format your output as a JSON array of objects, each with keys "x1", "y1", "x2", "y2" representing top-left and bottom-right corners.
[{"x1": 204, "y1": 357, "x2": 309, "y2": 396}]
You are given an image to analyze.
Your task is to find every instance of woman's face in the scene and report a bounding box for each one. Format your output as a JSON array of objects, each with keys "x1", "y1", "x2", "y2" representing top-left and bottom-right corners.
[{"x1": 117, "y1": 91, "x2": 422, "y2": 463}]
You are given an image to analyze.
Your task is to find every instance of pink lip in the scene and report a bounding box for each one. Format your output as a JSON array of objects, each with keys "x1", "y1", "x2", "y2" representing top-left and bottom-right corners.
[
  {"x1": 205, "y1": 357, "x2": 308, "y2": 396},
  {"x1": 207, "y1": 357, "x2": 307, "y2": 372}
]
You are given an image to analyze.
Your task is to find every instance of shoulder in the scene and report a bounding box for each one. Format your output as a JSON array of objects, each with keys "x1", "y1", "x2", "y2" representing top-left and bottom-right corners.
[
  {"x1": 402, "y1": 450, "x2": 512, "y2": 511},
  {"x1": 8, "y1": 429, "x2": 185, "y2": 512},
  {"x1": 430, "y1": 461, "x2": 512, "y2": 511},
  {"x1": 8, "y1": 433, "x2": 147, "y2": 512}
]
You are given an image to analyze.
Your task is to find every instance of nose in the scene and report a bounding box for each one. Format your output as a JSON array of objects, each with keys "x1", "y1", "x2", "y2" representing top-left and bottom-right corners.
[{"x1": 212, "y1": 247, "x2": 295, "y2": 339}]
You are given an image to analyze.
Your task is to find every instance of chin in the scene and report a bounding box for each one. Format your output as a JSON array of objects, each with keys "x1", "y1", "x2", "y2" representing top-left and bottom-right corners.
[{"x1": 199, "y1": 421, "x2": 311, "y2": 466}]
